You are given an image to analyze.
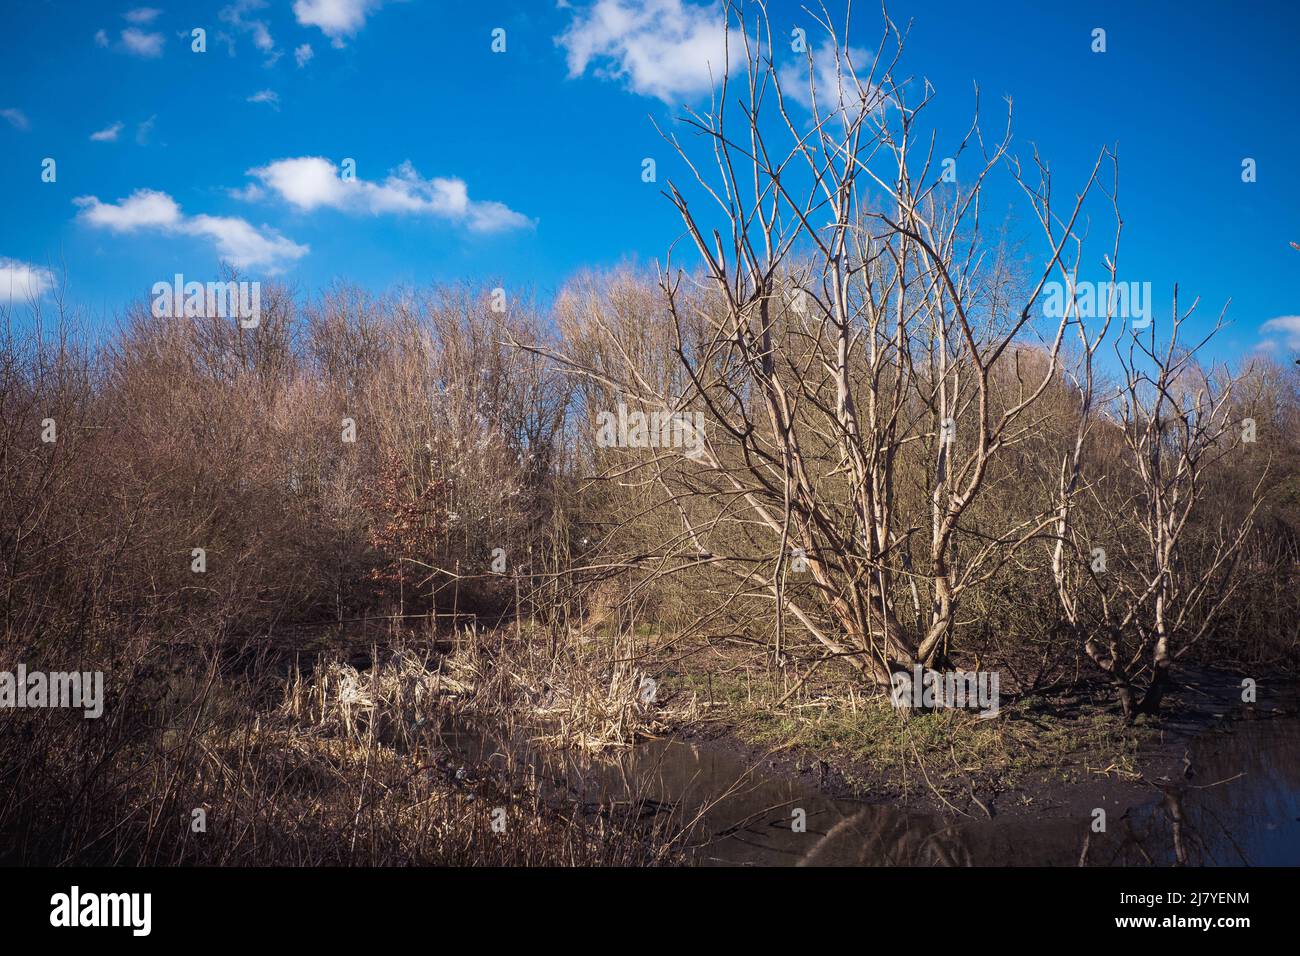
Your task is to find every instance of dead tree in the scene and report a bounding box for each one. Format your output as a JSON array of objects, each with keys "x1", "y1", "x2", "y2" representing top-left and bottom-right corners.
[
  {"x1": 525, "y1": 1, "x2": 1113, "y2": 688},
  {"x1": 1052, "y1": 285, "x2": 1264, "y2": 718}
]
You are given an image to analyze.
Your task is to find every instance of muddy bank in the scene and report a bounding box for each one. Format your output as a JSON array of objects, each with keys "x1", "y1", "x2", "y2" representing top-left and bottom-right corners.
[
  {"x1": 679, "y1": 712, "x2": 1300, "y2": 865},
  {"x1": 425, "y1": 665, "x2": 1300, "y2": 865},
  {"x1": 672, "y1": 666, "x2": 1300, "y2": 821}
]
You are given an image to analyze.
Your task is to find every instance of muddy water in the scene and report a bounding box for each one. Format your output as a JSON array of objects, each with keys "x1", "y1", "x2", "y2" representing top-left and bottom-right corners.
[{"x1": 434, "y1": 714, "x2": 1300, "y2": 866}]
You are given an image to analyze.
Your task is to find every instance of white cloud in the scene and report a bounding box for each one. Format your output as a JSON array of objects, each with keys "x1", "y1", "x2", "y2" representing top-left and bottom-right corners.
[
  {"x1": 253, "y1": 23, "x2": 274, "y2": 51},
  {"x1": 556, "y1": 0, "x2": 734, "y2": 103},
  {"x1": 246, "y1": 157, "x2": 533, "y2": 233},
  {"x1": 1259, "y1": 315, "x2": 1300, "y2": 352},
  {"x1": 293, "y1": 0, "x2": 385, "y2": 46},
  {"x1": 778, "y1": 39, "x2": 888, "y2": 117},
  {"x1": 90, "y1": 121, "x2": 124, "y2": 142},
  {"x1": 247, "y1": 89, "x2": 280, "y2": 108},
  {"x1": 0, "y1": 258, "x2": 56, "y2": 303},
  {"x1": 251, "y1": 157, "x2": 345, "y2": 210},
  {"x1": 220, "y1": 1, "x2": 276, "y2": 56},
  {"x1": 74, "y1": 189, "x2": 308, "y2": 271},
  {"x1": 74, "y1": 189, "x2": 182, "y2": 231},
  {"x1": 136, "y1": 115, "x2": 156, "y2": 145},
  {"x1": 227, "y1": 183, "x2": 266, "y2": 202},
  {"x1": 1, "y1": 108, "x2": 29, "y2": 131},
  {"x1": 184, "y1": 215, "x2": 307, "y2": 272},
  {"x1": 124, "y1": 7, "x2": 163, "y2": 25},
  {"x1": 120, "y1": 27, "x2": 166, "y2": 57},
  {"x1": 294, "y1": 43, "x2": 314, "y2": 67},
  {"x1": 95, "y1": 29, "x2": 110, "y2": 47}
]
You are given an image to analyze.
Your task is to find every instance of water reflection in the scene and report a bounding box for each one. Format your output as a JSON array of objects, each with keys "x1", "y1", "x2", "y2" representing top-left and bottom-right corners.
[{"x1": 434, "y1": 714, "x2": 1300, "y2": 866}]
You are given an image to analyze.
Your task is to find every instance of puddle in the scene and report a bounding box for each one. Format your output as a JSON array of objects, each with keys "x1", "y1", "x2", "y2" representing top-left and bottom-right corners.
[{"x1": 432, "y1": 713, "x2": 1300, "y2": 866}]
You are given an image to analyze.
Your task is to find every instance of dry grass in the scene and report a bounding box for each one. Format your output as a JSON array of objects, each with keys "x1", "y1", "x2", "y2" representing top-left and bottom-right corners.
[
  {"x1": 441, "y1": 624, "x2": 700, "y2": 752},
  {"x1": 282, "y1": 647, "x2": 470, "y2": 747},
  {"x1": 0, "y1": 636, "x2": 683, "y2": 866}
]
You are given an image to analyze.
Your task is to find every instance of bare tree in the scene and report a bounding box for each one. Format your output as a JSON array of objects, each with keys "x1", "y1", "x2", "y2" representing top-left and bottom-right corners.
[
  {"x1": 523, "y1": 1, "x2": 1114, "y2": 689},
  {"x1": 1089, "y1": 296, "x2": 1262, "y2": 717}
]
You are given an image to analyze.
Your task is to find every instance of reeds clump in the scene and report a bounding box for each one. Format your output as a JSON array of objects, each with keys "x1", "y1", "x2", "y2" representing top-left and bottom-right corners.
[{"x1": 444, "y1": 625, "x2": 699, "y2": 752}]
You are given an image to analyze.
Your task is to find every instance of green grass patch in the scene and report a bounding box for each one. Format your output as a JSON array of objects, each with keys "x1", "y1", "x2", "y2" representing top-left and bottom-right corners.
[{"x1": 665, "y1": 667, "x2": 1152, "y2": 795}]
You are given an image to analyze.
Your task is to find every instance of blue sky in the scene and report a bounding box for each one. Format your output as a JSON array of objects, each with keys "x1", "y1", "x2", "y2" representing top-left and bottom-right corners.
[{"x1": 1, "y1": 0, "x2": 1297, "y2": 360}]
